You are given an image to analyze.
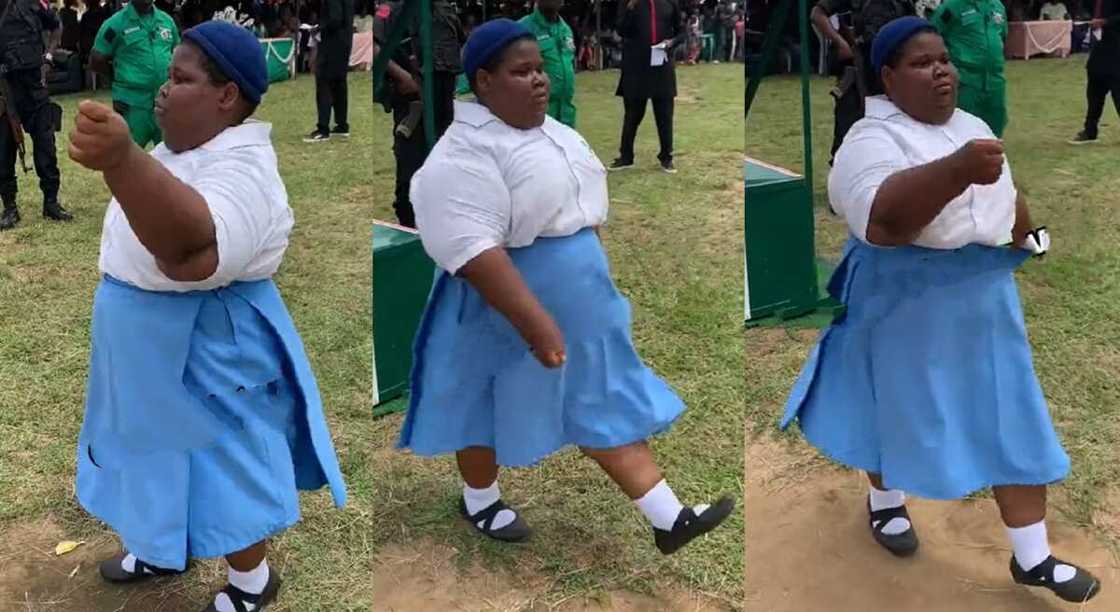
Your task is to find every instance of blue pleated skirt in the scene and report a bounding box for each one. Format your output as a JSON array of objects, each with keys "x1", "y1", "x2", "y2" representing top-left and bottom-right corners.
[
  {"x1": 399, "y1": 228, "x2": 685, "y2": 467},
  {"x1": 780, "y1": 239, "x2": 1070, "y2": 500},
  {"x1": 76, "y1": 276, "x2": 347, "y2": 570}
]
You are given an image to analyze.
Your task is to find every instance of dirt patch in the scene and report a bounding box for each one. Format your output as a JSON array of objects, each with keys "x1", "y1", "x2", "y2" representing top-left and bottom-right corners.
[
  {"x1": 746, "y1": 435, "x2": 1120, "y2": 611},
  {"x1": 0, "y1": 518, "x2": 194, "y2": 611},
  {"x1": 370, "y1": 541, "x2": 731, "y2": 611}
]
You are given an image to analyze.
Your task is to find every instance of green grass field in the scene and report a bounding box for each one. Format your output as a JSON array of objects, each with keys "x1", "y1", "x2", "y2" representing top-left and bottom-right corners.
[
  {"x1": 0, "y1": 63, "x2": 744, "y2": 610},
  {"x1": 746, "y1": 57, "x2": 1120, "y2": 542}
]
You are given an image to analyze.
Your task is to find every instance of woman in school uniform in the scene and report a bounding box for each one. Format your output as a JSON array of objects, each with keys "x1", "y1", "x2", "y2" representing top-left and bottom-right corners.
[
  {"x1": 400, "y1": 18, "x2": 734, "y2": 554},
  {"x1": 68, "y1": 21, "x2": 346, "y2": 612},
  {"x1": 780, "y1": 17, "x2": 1100, "y2": 603}
]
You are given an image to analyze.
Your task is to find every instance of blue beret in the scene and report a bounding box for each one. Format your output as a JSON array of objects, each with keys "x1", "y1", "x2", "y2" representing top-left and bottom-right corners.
[
  {"x1": 183, "y1": 21, "x2": 268, "y2": 104},
  {"x1": 462, "y1": 18, "x2": 534, "y2": 80},
  {"x1": 871, "y1": 16, "x2": 937, "y2": 75}
]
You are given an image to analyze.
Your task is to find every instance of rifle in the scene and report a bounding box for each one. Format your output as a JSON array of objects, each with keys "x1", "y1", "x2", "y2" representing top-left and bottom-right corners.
[{"x1": 0, "y1": 0, "x2": 30, "y2": 174}]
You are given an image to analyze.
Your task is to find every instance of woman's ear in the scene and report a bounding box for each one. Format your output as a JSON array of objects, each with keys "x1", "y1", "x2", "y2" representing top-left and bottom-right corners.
[
  {"x1": 880, "y1": 66, "x2": 893, "y2": 97},
  {"x1": 475, "y1": 69, "x2": 491, "y2": 99},
  {"x1": 218, "y1": 82, "x2": 241, "y2": 112}
]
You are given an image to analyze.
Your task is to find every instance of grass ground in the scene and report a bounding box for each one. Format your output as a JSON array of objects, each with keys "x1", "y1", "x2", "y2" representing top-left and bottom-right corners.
[
  {"x1": 0, "y1": 62, "x2": 744, "y2": 610},
  {"x1": 745, "y1": 56, "x2": 1120, "y2": 547}
]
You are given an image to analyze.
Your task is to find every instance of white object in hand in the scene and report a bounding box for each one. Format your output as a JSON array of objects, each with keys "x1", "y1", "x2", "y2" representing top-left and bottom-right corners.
[
  {"x1": 650, "y1": 44, "x2": 668, "y2": 66},
  {"x1": 1023, "y1": 227, "x2": 1050, "y2": 256}
]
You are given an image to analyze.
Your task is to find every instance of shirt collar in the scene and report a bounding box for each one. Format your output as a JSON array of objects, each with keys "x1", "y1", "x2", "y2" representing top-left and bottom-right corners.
[
  {"x1": 453, "y1": 100, "x2": 499, "y2": 128},
  {"x1": 864, "y1": 96, "x2": 907, "y2": 120},
  {"x1": 199, "y1": 120, "x2": 273, "y2": 152}
]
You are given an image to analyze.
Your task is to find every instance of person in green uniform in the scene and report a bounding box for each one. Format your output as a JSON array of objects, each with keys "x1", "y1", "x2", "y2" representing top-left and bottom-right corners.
[
  {"x1": 931, "y1": 0, "x2": 1008, "y2": 136},
  {"x1": 519, "y1": 0, "x2": 577, "y2": 127},
  {"x1": 90, "y1": 0, "x2": 179, "y2": 147}
]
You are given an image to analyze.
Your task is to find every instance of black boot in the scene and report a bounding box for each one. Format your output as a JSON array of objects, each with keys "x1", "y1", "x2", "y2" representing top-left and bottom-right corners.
[
  {"x1": 43, "y1": 198, "x2": 72, "y2": 222},
  {"x1": 0, "y1": 198, "x2": 19, "y2": 230}
]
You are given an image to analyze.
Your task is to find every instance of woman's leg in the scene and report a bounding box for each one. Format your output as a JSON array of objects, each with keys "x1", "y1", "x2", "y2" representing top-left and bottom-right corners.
[
  {"x1": 456, "y1": 446, "x2": 519, "y2": 532},
  {"x1": 995, "y1": 484, "x2": 1100, "y2": 601},
  {"x1": 212, "y1": 540, "x2": 275, "y2": 612},
  {"x1": 581, "y1": 440, "x2": 733, "y2": 555},
  {"x1": 866, "y1": 472, "x2": 912, "y2": 536}
]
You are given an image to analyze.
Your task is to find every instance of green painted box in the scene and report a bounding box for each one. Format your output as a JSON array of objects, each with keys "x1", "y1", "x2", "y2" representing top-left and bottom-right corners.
[
  {"x1": 372, "y1": 221, "x2": 435, "y2": 412},
  {"x1": 744, "y1": 158, "x2": 821, "y2": 321}
]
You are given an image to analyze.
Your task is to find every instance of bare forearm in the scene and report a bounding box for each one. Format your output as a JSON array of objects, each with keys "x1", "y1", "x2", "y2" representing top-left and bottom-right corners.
[
  {"x1": 103, "y1": 146, "x2": 217, "y2": 275},
  {"x1": 89, "y1": 53, "x2": 113, "y2": 77},
  {"x1": 371, "y1": 44, "x2": 413, "y2": 82},
  {"x1": 867, "y1": 157, "x2": 969, "y2": 245},
  {"x1": 460, "y1": 248, "x2": 555, "y2": 347},
  {"x1": 1012, "y1": 192, "x2": 1032, "y2": 245},
  {"x1": 811, "y1": 8, "x2": 846, "y2": 47}
]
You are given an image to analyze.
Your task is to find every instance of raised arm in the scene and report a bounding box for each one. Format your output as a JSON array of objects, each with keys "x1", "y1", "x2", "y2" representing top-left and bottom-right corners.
[
  {"x1": 69, "y1": 101, "x2": 218, "y2": 281},
  {"x1": 811, "y1": 1, "x2": 853, "y2": 61}
]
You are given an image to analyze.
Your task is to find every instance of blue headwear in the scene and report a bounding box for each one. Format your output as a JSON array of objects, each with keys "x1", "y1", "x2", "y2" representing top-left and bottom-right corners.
[
  {"x1": 462, "y1": 18, "x2": 534, "y2": 80},
  {"x1": 182, "y1": 21, "x2": 269, "y2": 104},
  {"x1": 871, "y1": 16, "x2": 937, "y2": 75}
]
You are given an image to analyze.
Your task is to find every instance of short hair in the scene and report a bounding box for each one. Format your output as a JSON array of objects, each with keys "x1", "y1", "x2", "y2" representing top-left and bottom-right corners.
[
  {"x1": 183, "y1": 39, "x2": 259, "y2": 121},
  {"x1": 467, "y1": 33, "x2": 537, "y2": 94}
]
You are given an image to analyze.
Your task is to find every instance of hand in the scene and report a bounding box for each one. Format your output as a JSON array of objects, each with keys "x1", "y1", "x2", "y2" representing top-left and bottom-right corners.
[
  {"x1": 397, "y1": 74, "x2": 420, "y2": 97},
  {"x1": 68, "y1": 100, "x2": 135, "y2": 172},
  {"x1": 527, "y1": 318, "x2": 566, "y2": 369},
  {"x1": 1090, "y1": 18, "x2": 1105, "y2": 28},
  {"x1": 948, "y1": 139, "x2": 1005, "y2": 186},
  {"x1": 835, "y1": 39, "x2": 854, "y2": 62},
  {"x1": 627, "y1": 0, "x2": 639, "y2": 9}
]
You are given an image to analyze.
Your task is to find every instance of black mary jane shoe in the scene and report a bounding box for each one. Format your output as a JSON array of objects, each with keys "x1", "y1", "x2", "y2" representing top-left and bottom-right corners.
[
  {"x1": 459, "y1": 498, "x2": 533, "y2": 543},
  {"x1": 202, "y1": 568, "x2": 282, "y2": 612},
  {"x1": 99, "y1": 552, "x2": 190, "y2": 583},
  {"x1": 654, "y1": 495, "x2": 736, "y2": 555},
  {"x1": 867, "y1": 500, "x2": 920, "y2": 557},
  {"x1": 1010, "y1": 554, "x2": 1101, "y2": 603}
]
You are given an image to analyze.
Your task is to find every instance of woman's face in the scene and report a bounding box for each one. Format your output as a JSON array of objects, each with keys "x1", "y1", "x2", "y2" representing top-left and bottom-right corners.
[
  {"x1": 882, "y1": 32, "x2": 958, "y2": 125},
  {"x1": 476, "y1": 39, "x2": 550, "y2": 130},
  {"x1": 155, "y1": 43, "x2": 241, "y2": 153}
]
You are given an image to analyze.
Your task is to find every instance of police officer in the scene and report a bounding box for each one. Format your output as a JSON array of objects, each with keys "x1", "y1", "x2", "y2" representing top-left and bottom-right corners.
[
  {"x1": 811, "y1": 0, "x2": 916, "y2": 164},
  {"x1": 932, "y1": 0, "x2": 1008, "y2": 137},
  {"x1": 519, "y1": 0, "x2": 577, "y2": 128},
  {"x1": 90, "y1": 0, "x2": 179, "y2": 148},
  {"x1": 0, "y1": 0, "x2": 71, "y2": 230},
  {"x1": 372, "y1": 0, "x2": 464, "y2": 228}
]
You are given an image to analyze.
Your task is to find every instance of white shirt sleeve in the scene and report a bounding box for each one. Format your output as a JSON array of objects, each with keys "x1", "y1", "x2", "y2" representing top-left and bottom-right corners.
[
  {"x1": 191, "y1": 155, "x2": 273, "y2": 289},
  {"x1": 412, "y1": 149, "x2": 512, "y2": 275},
  {"x1": 829, "y1": 130, "x2": 905, "y2": 243}
]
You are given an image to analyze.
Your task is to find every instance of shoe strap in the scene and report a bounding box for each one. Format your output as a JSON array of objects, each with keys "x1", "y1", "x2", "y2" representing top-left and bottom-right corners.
[
  {"x1": 468, "y1": 499, "x2": 515, "y2": 533},
  {"x1": 220, "y1": 581, "x2": 266, "y2": 612},
  {"x1": 868, "y1": 504, "x2": 910, "y2": 534},
  {"x1": 132, "y1": 558, "x2": 180, "y2": 577},
  {"x1": 1023, "y1": 555, "x2": 1062, "y2": 583},
  {"x1": 672, "y1": 506, "x2": 699, "y2": 531}
]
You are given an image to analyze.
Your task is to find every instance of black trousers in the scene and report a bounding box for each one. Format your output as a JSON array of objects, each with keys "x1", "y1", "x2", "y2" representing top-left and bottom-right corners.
[
  {"x1": 392, "y1": 72, "x2": 457, "y2": 228},
  {"x1": 1083, "y1": 71, "x2": 1120, "y2": 138},
  {"x1": 619, "y1": 96, "x2": 674, "y2": 164},
  {"x1": 315, "y1": 73, "x2": 349, "y2": 134},
  {"x1": 831, "y1": 77, "x2": 864, "y2": 164},
  {"x1": 0, "y1": 68, "x2": 60, "y2": 203}
]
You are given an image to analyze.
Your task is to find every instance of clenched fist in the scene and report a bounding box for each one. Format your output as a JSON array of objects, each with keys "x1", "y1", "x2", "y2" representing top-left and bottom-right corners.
[
  {"x1": 68, "y1": 101, "x2": 136, "y2": 172},
  {"x1": 948, "y1": 139, "x2": 1005, "y2": 187}
]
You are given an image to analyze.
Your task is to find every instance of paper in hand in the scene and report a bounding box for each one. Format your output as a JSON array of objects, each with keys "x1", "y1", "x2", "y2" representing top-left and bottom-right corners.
[{"x1": 650, "y1": 44, "x2": 668, "y2": 66}]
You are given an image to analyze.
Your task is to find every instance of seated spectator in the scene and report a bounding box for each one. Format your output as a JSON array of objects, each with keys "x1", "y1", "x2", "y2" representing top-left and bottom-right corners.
[{"x1": 1040, "y1": 0, "x2": 1070, "y2": 20}]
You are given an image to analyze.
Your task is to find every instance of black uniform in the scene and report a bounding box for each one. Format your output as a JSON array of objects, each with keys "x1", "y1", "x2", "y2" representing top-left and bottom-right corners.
[
  {"x1": 1081, "y1": 0, "x2": 1120, "y2": 139},
  {"x1": 0, "y1": 0, "x2": 70, "y2": 230},
  {"x1": 315, "y1": 0, "x2": 354, "y2": 136},
  {"x1": 817, "y1": 0, "x2": 915, "y2": 163},
  {"x1": 615, "y1": 0, "x2": 685, "y2": 167},
  {"x1": 373, "y1": 0, "x2": 463, "y2": 228}
]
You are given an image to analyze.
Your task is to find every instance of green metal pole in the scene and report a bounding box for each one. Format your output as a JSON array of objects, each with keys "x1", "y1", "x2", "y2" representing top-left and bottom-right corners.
[
  {"x1": 419, "y1": 0, "x2": 435, "y2": 151},
  {"x1": 744, "y1": 0, "x2": 793, "y2": 118},
  {"x1": 798, "y1": 0, "x2": 813, "y2": 193}
]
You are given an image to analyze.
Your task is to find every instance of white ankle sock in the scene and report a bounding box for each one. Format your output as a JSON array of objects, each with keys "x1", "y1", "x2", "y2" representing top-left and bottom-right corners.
[
  {"x1": 1006, "y1": 520, "x2": 1075, "y2": 583},
  {"x1": 635, "y1": 479, "x2": 710, "y2": 531},
  {"x1": 868, "y1": 486, "x2": 911, "y2": 536},
  {"x1": 120, "y1": 553, "x2": 155, "y2": 575},
  {"x1": 463, "y1": 481, "x2": 516, "y2": 530},
  {"x1": 214, "y1": 559, "x2": 270, "y2": 612}
]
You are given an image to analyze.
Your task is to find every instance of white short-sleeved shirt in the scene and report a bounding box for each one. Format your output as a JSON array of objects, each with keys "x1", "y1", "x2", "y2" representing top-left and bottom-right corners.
[
  {"x1": 410, "y1": 100, "x2": 609, "y2": 274},
  {"x1": 829, "y1": 96, "x2": 1017, "y2": 250},
  {"x1": 98, "y1": 121, "x2": 293, "y2": 292}
]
